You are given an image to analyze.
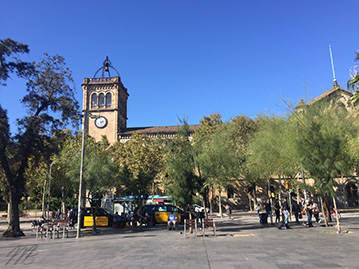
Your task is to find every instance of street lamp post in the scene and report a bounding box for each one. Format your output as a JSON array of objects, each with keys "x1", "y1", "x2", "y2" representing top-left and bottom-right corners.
[
  {"x1": 76, "y1": 111, "x2": 99, "y2": 239},
  {"x1": 47, "y1": 161, "x2": 54, "y2": 219},
  {"x1": 76, "y1": 111, "x2": 87, "y2": 239}
]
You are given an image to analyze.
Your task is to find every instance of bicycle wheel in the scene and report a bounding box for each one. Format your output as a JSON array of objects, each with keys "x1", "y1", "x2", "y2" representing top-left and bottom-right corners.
[{"x1": 331, "y1": 212, "x2": 341, "y2": 220}]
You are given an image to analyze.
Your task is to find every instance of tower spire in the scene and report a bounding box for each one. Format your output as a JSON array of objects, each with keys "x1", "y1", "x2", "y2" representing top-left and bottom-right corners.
[
  {"x1": 329, "y1": 45, "x2": 339, "y2": 88},
  {"x1": 93, "y1": 56, "x2": 121, "y2": 78}
]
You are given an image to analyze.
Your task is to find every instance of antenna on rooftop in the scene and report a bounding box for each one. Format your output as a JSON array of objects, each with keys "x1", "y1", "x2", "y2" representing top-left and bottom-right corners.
[{"x1": 329, "y1": 45, "x2": 339, "y2": 87}]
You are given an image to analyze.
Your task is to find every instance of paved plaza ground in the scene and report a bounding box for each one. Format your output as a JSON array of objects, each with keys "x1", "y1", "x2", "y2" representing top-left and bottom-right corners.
[{"x1": 0, "y1": 211, "x2": 358, "y2": 268}]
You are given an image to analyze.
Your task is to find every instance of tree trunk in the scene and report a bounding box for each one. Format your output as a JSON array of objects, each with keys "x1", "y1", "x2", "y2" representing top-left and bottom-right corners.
[
  {"x1": 324, "y1": 197, "x2": 332, "y2": 223},
  {"x1": 218, "y1": 189, "x2": 222, "y2": 218},
  {"x1": 332, "y1": 197, "x2": 341, "y2": 233},
  {"x1": 278, "y1": 175, "x2": 283, "y2": 222},
  {"x1": 61, "y1": 187, "x2": 67, "y2": 218},
  {"x1": 202, "y1": 198, "x2": 207, "y2": 219},
  {"x1": 209, "y1": 187, "x2": 213, "y2": 215},
  {"x1": 252, "y1": 184, "x2": 257, "y2": 207},
  {"x1": 41, "y1": 179, "x2": 47, "y2": 217},
  {"x1": 91, "y1": 206, "x2": 98, "y2": 234},
  {"x1": 3, "y1": 189, "x2": 24, "y2": 237},
  {"x1": 301, "y1": 169, "x2": 307, "y2": 200},
  {"x1": 320, "y1": 198, "x2": 329, "y2": 227}
]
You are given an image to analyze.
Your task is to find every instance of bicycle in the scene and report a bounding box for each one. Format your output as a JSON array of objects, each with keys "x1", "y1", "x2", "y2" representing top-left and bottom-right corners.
[
  {"x1": 319, "y1": 210, "x2": 341, "y2": 221},
  {"x1": 330, "y1": 210, "x2": 341, "y2": 220}
]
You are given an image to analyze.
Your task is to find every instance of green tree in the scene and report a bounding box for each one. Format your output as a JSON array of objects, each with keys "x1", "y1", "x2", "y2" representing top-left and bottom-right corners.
[
  {"x1": 111, "y1": 133, "x2": 163, "y2": 206},
  {"x1": 0, "y1": 38, "x2": 34, "y2": 85},
  {"x1": 164, "y1": 120, "x2": 200, "y2": 208},
  {"x1": 85, "y1": 136, "x2": 115, "y2": 233},
  {"x1": 50, "y1": 131, "x2": 82, "y2": 216},
  {"x1": 0, "y1": 53, "x2": 79, "y2": 237},
  {"x1": 295, "y1": 103, "x2": 357, "y2": 229},
  {"x1": 196, "y1": 122, "x2": 239, "y2": 217},
  {"x1": 226, "y1": 115, "x2": 258, "y2": 209},
  {"x1": 192, "y1": 113, "x2": 223, "y2": 213},
  {"x1": 21, "y1": 129, "x2": 73, "y2": 218},
  {"x1": 246, "y1": 115, "x2": 299, "y2": 206}
]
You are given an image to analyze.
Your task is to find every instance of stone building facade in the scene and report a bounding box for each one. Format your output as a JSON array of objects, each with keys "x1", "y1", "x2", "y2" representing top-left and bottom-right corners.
[{"x1": 82, "y1": 57, "x2": 199, "y2": 144}]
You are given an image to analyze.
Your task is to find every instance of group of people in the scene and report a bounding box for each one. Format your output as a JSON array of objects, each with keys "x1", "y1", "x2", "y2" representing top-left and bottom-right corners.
[
  {"x1": 256, "y1": 197, "x2": 321, "y2": 229},
  {"x1": 113, "y1": 211, "x2": 141, "y2": 228},
  {"x1": 33, "y1": 208, "x2": 76, "y2": 228}
]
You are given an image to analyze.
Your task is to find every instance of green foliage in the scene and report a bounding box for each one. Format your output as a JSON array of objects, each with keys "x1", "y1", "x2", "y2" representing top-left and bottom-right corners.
[
  {"x1": 294, "y1": 103, "x2": 357, "y2": 198},
  {"x1": 22, "y1": 53, "x2": 79, "y2": 129},
  {"x1": 195, "y1": 123, "x2": 238, "y2": 190},
  {"x1": 226, "y1": 115, "x2": 258, "y2": 180},
  {"x1": 164, "y1": 120, "x2": 200, "y2": 207},
  {"x1": 247, "y1": 115, "x2": 299, "y2": 180},
  {"x1": 193, "y1": 113, "x2": 223, "y2": 144},
  {"x1": 111, "y1": 133, "x2": 162, "y2": 203},
  {"x1": 84, "y1": 136, "x2": 115, "y2": 202},
  {"x1": 0, "y1": 38, "x2": 34, "y2": 85},
  {"x1": 348, "y1": 51, "x2": 359, "y2": 96},
  {"x1": 0, "y1": 51, "x2": 79, "y2": 236},
  {"x1": 348, "y1": 51, "x2": 359, "y2": 106}
]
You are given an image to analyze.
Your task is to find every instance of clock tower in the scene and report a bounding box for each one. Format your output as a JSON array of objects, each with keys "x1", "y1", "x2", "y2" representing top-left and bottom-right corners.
[{"x1": 82, "y1": 57, "x2": 129, "y2": 144}]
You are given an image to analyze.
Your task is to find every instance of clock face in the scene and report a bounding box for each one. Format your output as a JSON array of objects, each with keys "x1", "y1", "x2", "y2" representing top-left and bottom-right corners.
[{"x1": 95, "y1": 116, "x2": 108, "y2": 128}]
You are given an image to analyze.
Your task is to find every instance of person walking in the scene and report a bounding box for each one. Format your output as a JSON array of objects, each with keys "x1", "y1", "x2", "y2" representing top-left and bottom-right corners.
[
  {"x1": 292, "y1": 200, "x2": 300, "y2": 224},
  {"x1": 226, "y1": 204, "x2": 231, "y2": 219},
  {"x1": 282, "y1": 197, "x2": 290, "y2": 229},
  {"x1": 312, "y1": 202, "x2": 320, "y2": 223},
  {"x1": 264, "y1": 199, "x2": 273, "y2": 224}
]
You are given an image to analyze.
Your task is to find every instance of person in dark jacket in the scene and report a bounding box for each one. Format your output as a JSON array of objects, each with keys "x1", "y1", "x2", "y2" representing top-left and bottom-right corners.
[
  {"x1": 304, "y1": 200, "x2": 314, "y2": 227},
  {"x1": 282, "y1": 197, "x2": 290, "y2": 229},
  {"x1": 264, "y1": 199, "x2": 273, "y2": 224},
  {"x1": 292, "y1": 200, "x2": 300, "y2": 224}
]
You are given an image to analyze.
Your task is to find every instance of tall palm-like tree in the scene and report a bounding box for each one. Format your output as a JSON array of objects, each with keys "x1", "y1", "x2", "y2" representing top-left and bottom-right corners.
[{"x1": 349, "y1": 52, "x2": 359, "y2": 106}]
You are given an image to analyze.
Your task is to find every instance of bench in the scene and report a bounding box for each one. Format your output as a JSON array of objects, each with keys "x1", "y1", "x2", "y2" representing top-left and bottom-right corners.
[
  {"x1": 36, "y1": 221, "x2": 54, "y2": 239},
  {"x1": 35, "y1": 219, "x2": 70, "y2": 239},
  {"x1": 53, "y1": 219, "x2": 70, "y2": 238},
  {"x1": 202, "y1": 218, "x2": 216, "y2": 237},
  {"x1": 184, "y1": 219, "x2": 197, "y2": 238}
]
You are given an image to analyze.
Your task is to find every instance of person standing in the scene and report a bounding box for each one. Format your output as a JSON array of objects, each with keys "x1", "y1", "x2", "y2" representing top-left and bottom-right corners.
[
  {"x1": 264, "y1": 199, "x2": 273, "y2": 224},
  {"x1": 255, "y1": 203, "x2": 261, "y2": 215},
  {"x1": 292, "y1": 200, "x2": 300, "y2": 224},
  {"x1": 282, "y1": 197, "x2": 290, "y2": 229},
  {"x1": 312, "y1": 202, "x2": 320, "y2": 223},
  {"x1": 55, "y1": 209, "x2": 61, "y2": 220},
  {"x1": 304, "y1": 200, "x2": 313, "y2": 227},
  {"x1": 226, "y1": 204, "x2": 231, "y2": 219}
]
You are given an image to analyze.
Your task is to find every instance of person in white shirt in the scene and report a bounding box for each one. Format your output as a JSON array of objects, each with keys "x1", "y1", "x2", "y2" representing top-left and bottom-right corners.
[{"x1": 167, "y1": 210, "x2": 177, "y2": 230}]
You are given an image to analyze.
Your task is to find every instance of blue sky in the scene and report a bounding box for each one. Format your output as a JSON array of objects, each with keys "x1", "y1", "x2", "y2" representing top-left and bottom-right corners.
[{"x1": 1, "y1": 0, "x2": 359, "y2": 133}]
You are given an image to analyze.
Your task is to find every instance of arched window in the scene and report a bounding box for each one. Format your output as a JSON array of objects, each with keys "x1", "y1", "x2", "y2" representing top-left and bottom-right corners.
[
  {"x1": 106, "y1": 93, "x2": 112, "y2": 108},
  {"x1": 91, "y1": 93, "x2": 97, "y2": 108},
  {"x1": 98, "y1": 93, "x2": 105, "y2": 108}
]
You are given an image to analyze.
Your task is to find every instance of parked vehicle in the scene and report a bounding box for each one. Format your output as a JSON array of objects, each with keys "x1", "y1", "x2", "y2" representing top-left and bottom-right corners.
[
  {"x1": 71, "y1": 207, "x2": 114, "y2": 228},
  {"x1": 139, "y1": 204, "x2": 197, "y2": 225}
]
